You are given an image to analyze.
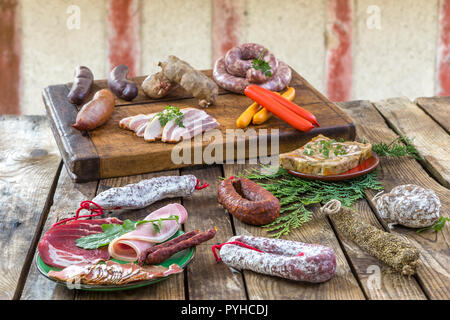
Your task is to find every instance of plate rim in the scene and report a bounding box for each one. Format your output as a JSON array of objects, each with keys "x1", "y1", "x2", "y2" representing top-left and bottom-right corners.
[
  {"x1": 286, "y1": 153, "x2": 380, "y2": 181},
  {"x1": 35, "y1": 230, "x2": 195, "y2": 291}
]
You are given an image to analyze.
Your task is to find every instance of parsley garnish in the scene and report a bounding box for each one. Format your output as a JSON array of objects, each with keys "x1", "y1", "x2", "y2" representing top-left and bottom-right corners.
[
  {"x1": 416, "y1": 216, "x2": 450, "y2": 233},
  {"x1": 252, "y1": 49, "x2": 273, "y2": 77},
  {"x1": 157, "y1": 106, "x2": 185, "y2": 128},
  {"x1": 75, "y1": 215, "x2": 179, "y2": 249}
]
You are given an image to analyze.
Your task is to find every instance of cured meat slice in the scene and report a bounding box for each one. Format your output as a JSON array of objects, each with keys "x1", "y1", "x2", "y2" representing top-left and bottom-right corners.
[
  {"x1": 38, "y1": 218, "x2": 123, "y2": 269},
  {"x1": 108, "y1": 203, "x2": 188, "y2": 262},
  {"x1": 128, "y1": 113, "x2": 155, "y2": 132},
  {"x1": 119, "y1": 115, "x2": 134, "y2": 129},
  {"x1": 143, "y1": 115, "x2": 163, "y2": 142},
  {"x1": 48, "y1": 260, "x2": 183, "y2": 285},
  {"x1": 161, "y1": 108, "x2": 220, "y2": 143}
]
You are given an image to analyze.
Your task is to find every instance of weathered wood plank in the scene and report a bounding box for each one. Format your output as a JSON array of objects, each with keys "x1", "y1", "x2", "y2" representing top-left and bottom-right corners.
[
  {"x1": 20, "y1": 168, "x2": 97, "y2": 300},
  {"x1": 340, "y1": 100, "x2": 450, "y2": 300},
  {"x1": 415, "y1": 96, "x2": 450, "y2": 134},
  {"x1": 222, "y1": 163, "x2": 366, "y2": 300},
  {"x1": 75, "y1": 170, "x2": 186, "y2": 300},
  {"x1": 181, "y1": 165, "x2": 247, "y2": 300},
  {"x1": 0, "y1": 116, "x2": 61, "y2": 300},
  {"x1": 373, "y1": 97, "x2": 450, "y2": 188}
]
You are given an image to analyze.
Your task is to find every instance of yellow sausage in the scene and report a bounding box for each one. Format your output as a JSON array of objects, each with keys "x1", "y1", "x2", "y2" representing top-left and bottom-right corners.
[
  {"x1": 236, "y1": 102, "x2": 262, "y2": 128},
  {"x1": 252, "y1": 87, "x2": 296, "y2": 125}
]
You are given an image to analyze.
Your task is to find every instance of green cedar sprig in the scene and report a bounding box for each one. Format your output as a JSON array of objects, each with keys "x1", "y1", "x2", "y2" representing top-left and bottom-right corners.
[
  {"x1": 157, "y1": 106, "x2": 185, "y2": 128},
  {"x1": 241, "y1": 166, "x2": 383, "y2": 238},
  {"x1": 370, "y1": 136, "x2": 422, "y2": 160}
]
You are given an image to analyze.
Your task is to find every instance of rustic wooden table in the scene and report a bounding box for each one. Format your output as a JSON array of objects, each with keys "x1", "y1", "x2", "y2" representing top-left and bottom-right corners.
[{"x1": 0, "y1": 96, "x2": 448, "y2": 300}]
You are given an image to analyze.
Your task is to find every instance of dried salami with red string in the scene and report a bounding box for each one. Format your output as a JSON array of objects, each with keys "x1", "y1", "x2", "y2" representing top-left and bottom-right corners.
[
  {"x1": 92, "y1": 175, "x2": 209, "y2": 211},
  {"x1": 212, "y1": 235, "x2": 336, "y2": 283}
]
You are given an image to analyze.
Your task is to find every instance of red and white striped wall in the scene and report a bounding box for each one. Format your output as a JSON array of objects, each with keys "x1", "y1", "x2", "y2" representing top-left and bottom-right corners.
[
  {"x1": 437, "y1": 0, "x2": 450, "y2": 96},
  {"x1": 107, "y1": 0, "x2": 141, "y2": 77},
  {"x1": 2, "y1": 0, "x2": 450, "y2": 115}
]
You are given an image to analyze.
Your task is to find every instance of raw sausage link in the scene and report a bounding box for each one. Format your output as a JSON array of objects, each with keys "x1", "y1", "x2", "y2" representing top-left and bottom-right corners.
[
  {"x1": 224, "y1": 43, "x2": 279, "y2": 83},
  {"x1": 72, "y1": 89, "x2": 115, "y2": 131},
  {"x1": 144, "y1": 229, "x2": 217, "y2": 265},
  {"x1": 138, "y1": 230, "x2": 199, "y2": 265},
  {"x1": 258, "y1": 61, "x2": 292, "y2": 92},
  {"x1": 213, "y1": 58, "x2": 292, "y2": 94},
  {"x1": 217, "y1": 177, "x2": 280, "y2": 226},
  {"x1": 213, "y1": 57, "x2": 249, "y2": 94},
  {"x1": 67, "y1": 66, "x2": 94, "y2": 105},
  {"x1": 219, "y1": 235, "x2": 337, "y2": 283},
  {"x1": 92, "y1": 175, "x2": 198, "y2": 210}
]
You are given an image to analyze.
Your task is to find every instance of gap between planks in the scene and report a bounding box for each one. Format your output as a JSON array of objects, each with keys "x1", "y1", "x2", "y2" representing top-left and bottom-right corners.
[{"x1": 13, "y1": 161, "x2": 63, "y2": 300}]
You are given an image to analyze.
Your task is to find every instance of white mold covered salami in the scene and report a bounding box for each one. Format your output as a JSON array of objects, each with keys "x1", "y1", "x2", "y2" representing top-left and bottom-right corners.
[
  {"x1": 218, "y1": 235, "x2": 336, "y2": 283},
  {"x1": 375, "y1": 184, "x2": 441, "y2": 228},
  {"x1": 92, "y1": 175, "x2": 200, "y2": 210}
]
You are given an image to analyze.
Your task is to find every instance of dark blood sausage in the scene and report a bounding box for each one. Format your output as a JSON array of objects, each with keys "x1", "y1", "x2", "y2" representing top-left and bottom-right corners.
[
  {"x1": 72, "y1": 89, "x2": 115, "y2": 131},
  {"x1": 67, "y1": 66, "x2": 94, "y2": 105},
  {"x1": 219, "y1": 235, "x2": 337, "y2": 283},
  {"x1": 142, "y1": 229, "x2": 217, "y2": 265},
  {"x1": 224, "y1": 43, "x2": 279, "y2": 83},
  {"x1": 217, "y1": 177, "x2": 280, "y2": 226},
  {"x1": 138, "y1": 230, "x2": 199, "y2": 265},
  {"x1": 108, "y1": 64, "x2": 138, "y2": 101}
]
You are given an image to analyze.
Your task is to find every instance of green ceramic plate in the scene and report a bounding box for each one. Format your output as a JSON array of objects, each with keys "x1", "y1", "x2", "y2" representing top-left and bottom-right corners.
[{"x1": 36, "y1": 229, "x2": 194, "y2": 291}]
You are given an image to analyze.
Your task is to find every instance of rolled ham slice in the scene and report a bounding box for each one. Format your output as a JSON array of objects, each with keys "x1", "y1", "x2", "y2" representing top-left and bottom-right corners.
[{"x1": 108, "y1": 203, "x2": 188, "y2": 262}]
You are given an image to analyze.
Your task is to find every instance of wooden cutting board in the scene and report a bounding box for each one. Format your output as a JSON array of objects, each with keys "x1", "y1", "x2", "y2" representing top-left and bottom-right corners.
[{"x1": 43, "y1": 69, "x2": 355, "y2": 182}]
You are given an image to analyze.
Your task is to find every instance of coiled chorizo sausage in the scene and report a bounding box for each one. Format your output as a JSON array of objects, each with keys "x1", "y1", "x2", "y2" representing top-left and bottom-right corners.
[{"x1": 217, "y1": 177, "x2": 280, "y2": 226}]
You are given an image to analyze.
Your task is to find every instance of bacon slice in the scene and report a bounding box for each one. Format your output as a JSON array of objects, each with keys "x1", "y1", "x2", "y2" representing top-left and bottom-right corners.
[
  {"x1": 161, "y1": 108, "x2": 220, "y2": 143},
  {"x1": 120, "y1": 108, "x2": 220, "y2": 143},
  {"x1": 143, "y1": 115, "x2": 163, "y2": 141},
  {"x1": 38, "y1": 218, "x2": 123, "y2": 269},
  {"x1": 48, "y1": 260, "x2": 183, "y2": 285},
  {"x1": 108, "y1": 203, "x2": 188, "y2": 262}
]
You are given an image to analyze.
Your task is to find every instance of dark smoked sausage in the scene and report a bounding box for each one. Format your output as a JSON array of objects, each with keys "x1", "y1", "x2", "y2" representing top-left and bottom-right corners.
[
  {"x1": 67, "y1": 66, "x2": 94, "y2": 105},
  {"x1": 72, "y1": 89, "x2": 115, "y2": 131},
  {"x1": 142, "y1": 229, "x2": 217, "y2": 265},
  {"x1": 108, "y1": 64, "x2": 138, "y2": 101},
  {"x1": 217, "y1": 177, "x2": 280, "y2": 226}
]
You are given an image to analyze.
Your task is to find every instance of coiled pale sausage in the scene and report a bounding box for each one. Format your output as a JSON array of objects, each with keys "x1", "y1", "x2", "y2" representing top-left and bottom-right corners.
[
  {"x1": 217, "y1": 177, "x2": 280, "y2": 226},
  {"x1": 224, "y1": 43, "x2": 279, "y2": 83},
  {"x1": 213, "y1": 58, "x2": 292, "y2": 94},
  {"x1": 72, "y1": 89, "x2": 115, "y2": 131}
]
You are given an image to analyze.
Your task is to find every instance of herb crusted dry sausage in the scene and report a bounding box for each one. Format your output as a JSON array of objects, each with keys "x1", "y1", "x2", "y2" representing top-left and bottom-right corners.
[{"x1": 217, "y1": 177, "x2": 280, "y2": 226}]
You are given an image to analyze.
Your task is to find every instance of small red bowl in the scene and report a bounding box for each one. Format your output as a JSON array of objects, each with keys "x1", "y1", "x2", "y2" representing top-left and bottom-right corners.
[{"x1": 287, "y1": 153, "x2": 379, "y2": 181}]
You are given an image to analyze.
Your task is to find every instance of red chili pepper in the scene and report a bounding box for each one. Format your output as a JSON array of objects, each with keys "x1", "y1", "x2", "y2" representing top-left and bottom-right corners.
[
  {"x1": 247, "y1": 85, "x2": 319, "y2": 126},
  {"x1": 244, "y1": 85, "x2": 314, "y2": 132}
]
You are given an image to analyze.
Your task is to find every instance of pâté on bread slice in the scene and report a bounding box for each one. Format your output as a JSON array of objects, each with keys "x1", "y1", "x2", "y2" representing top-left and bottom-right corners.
[{"x1": 279, "y1": 134, "x2": 372, "y2": 176}]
